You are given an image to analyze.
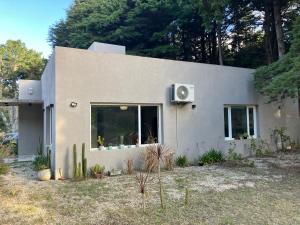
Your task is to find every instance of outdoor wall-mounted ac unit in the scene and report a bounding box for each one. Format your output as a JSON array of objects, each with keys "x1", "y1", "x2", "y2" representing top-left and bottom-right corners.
[{"x1": 171, "y1": 83, "x2": 195, "y2": 103}]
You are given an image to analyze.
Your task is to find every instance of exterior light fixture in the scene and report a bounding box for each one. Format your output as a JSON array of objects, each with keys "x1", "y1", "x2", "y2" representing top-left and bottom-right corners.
[
  {"x1": 70, "y1": 102, "x2": 78, "y2": 108},
  {"x1": 120, "y1": 105, "x2": 128, "y2": 111}
]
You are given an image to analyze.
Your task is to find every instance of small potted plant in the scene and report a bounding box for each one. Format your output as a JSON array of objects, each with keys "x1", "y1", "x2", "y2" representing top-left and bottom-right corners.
[
  {"x1": 97, "y1": 136, "x2": 105, "y2": 150},
  {"x1": 108, "y1": 143, "x2": 113, "y2": 150},
  {"x1": 33, "y1": 152, "x2": 51, "y2": 181},
  {"x1": 90, "y1": 164, "x2": 105, "y2": 179}
]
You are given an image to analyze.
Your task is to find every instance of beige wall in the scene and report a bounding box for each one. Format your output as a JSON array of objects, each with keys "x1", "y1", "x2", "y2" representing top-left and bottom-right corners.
[
  {"x1": 18, "y1": 104, "x2": 43, "y2": 156},
  {"x1": 43, "y1": 46, "x2": 300, "y2": 178},
  {"x1": 19, "y1": 80, "x2": 42, "y2": 101}
]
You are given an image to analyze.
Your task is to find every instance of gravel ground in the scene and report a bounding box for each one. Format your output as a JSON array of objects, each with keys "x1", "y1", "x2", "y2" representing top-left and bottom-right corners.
[{"x1": 0, "y1": 152, "x2": 300, "y2": 225}]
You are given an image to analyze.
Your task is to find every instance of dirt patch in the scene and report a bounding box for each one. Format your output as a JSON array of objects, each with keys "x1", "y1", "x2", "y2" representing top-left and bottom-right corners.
[{"x1": 0, "y1": 153, "x2": 300, "y2": 225}]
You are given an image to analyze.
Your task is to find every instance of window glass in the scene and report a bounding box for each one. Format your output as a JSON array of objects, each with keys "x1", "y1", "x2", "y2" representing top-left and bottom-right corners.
[
  {"x1": 91, "y1": 106, "x2": 138, "y2": 148},
  {"x1": 224, "y1": 108, "x2": 229, "y2": 137},
  {"x1": 231, "y1": 106, "x2": 247, "y2": 139},
  {"x1": 141, "y1": 106, "x2": 158, "y2": 144},
  {"x1": 249, "y1": 107, "x2": 255, "y2": 136}
]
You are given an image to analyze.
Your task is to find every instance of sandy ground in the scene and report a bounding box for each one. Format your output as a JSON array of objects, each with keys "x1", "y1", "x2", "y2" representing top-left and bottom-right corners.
[{"x1": 0, "y1": 152, "x2": 300, "y2": 225}]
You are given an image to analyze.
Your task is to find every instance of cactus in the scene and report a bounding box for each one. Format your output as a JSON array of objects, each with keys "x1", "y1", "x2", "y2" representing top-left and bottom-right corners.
[
  {"x1": 82, "y1": 143, "x2": 87, "y2": 178},
  {"x1": 73, "y1": 144, "x2": 77, "y2": 178},
  {"x1": 47, "y1": 147, "x2": 51, "y2": 169},
  {"x1": 77, "y1": 162, "x2": 82, "y2": 178}
]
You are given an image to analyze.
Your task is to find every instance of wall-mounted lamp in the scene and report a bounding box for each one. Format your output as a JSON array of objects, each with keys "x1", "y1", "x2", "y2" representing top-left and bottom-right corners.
[
  {"x1": 120, "y1": 105, "x2": 128, "y2": 111},
  {"x1": 70, "y1": 102, "x2": 78, "y2": 108}
]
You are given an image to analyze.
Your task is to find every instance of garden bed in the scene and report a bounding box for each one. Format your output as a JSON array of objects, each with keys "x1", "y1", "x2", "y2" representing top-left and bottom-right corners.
[{"x1": 0, "y1": 153, "x2": 300, "y2": 225}]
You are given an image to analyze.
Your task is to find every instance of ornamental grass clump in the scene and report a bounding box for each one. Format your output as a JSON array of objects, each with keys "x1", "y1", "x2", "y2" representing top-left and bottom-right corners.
[
  {"x1": 175, "y1": 155, "x2": 188, "y2": 167},
  {"x1": 200, "y1": 149, "x2": 224, "y2": 165}
]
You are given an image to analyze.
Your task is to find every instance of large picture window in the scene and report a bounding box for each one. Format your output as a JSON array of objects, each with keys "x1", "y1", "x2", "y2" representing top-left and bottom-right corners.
[
  {"x1": 224, "y1": 105, "x2": 257, "y2": 140},
  {"x1": 91, "y1": 105, "x2": 160, "y2": 149}
]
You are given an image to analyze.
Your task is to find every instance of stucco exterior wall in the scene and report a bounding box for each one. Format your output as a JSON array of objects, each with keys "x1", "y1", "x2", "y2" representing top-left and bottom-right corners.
[
  {"x1": 19, "y1": 80, "x2": 42, "y2": 101},
  {"x1": 45, "y1": 46, "x2": 300, "y2": 178},
  {"x1": 18, "y1": 104, "x2": 43, "y2": 156},
  {"x1": 53, "y1": 47, "x2": 260, "y2": 178},
  {"x1": 41, "y1": 53, "x2": 56, "y2": 170}
]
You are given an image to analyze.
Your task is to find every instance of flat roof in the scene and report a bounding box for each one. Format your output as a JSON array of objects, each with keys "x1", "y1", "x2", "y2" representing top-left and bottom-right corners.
[{"x1": 0, "y1": 99, "x2": 43, "y2": 106}]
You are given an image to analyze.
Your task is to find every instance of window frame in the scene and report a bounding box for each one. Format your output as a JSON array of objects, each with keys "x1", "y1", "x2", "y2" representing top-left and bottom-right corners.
[
  {"x1": 90, "y1": 103, "x2": 162, "y2": 150},
  {"x1": 224, "y1": 105, "x2": 257, "y2": 141}
]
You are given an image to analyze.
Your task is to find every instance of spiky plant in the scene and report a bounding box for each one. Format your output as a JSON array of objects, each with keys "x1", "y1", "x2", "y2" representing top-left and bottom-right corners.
[
  {"x1": 136, "y1": 171, "x2": 151, "y2": 213},
  {"x1": 146, "y1": 144, "x2": 172, "y2": 209},
  {"x1": 82, "y1": 143, "x2": 87, "y2": 178},
  {"x1": 73, "y1": 144, "x2": 77, "y2": 178}
]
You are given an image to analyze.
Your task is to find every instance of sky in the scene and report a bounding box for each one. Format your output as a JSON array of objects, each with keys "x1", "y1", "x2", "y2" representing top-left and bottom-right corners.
[{"x1": 0, "y1": 0, "x2": 73, "y2": 58}]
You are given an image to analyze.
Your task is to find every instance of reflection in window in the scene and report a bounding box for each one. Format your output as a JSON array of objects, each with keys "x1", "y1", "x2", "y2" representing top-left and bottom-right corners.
[
  {"x1": 231, "y1": 107, "x2": 247, "y2": 139},
  {"x1": 91, "y1": 105, "x2": 160, "y2": 148},
  {"x1": 224, "y1": 105, "x2": 257, "y2": 140},
  {"x1": 91, "y1": 106, "x2": 138, "y2": 148},
  {"x1": 141, "y1": 106, "x2": 158, "y2": 144}
]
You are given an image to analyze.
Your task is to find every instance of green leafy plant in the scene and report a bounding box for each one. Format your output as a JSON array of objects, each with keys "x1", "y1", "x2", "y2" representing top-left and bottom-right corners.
[
  {"x1": 176, "y1": 155, "x2": 188, "y2": 167},
  {"x1": 273, "y1": 127, "x2": 291, "y2": 151},
  {"x1": 0, "y1": 163, "x2": 9, "y2": 175},
  {"x1": 90, "y1": 164, "x2": 105, "y2": 178},
  {"x1": 33, "y1": 154, "x2": 50, "y2": 171},
  {"x1": 227, "y1": 143, "x2": 243, "y2": 161},
  {"x1": 200, "y1": 149, "x2": 224, "y2": 164},
  {"x1": 97, "y1": 136, "x2": 105, "y2": 146},
  {"x1": 250, "y1": 138, "x2": 273, "y2": 157}
]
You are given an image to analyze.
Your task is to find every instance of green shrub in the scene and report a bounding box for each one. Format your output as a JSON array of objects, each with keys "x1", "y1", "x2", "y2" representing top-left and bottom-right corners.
[
  {"x1": 90, "y1": 164, "x2": 105, "y2": 175},
  {"x1": 0, "y1": 162, "x2": 9, "y2": 175},
  {"x1": 200, "y1": 149, "x2": 224, "y2": 164},
  {"x1": 175, "y1": 155, "x2": 188, "y2": 167},
  {"x1": 250, "y1": 138, "x2": 273, "y2": 157},
  {"x1": 227, "y1": 149, "x2": 243, "y2": 161},
  {"x1": 32, "y1": 155, "x2": 49, "y2": 171}
]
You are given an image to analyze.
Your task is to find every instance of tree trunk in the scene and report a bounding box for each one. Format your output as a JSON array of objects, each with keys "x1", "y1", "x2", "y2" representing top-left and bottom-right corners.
[
  {"x1": 200, "y1": 31, "x2": 207, "y2": 63},
  {"x1": 263, "y1": 0, "x2": 278, "y2": 63},
  {"x1": 158, "y1": 162, "x2": 164, "y2": 209},
  {"x1": 217, "y1": 23, "x2": 224, "y2": 65},
  {"x1": 273, "y1": 0, "x2": 285, "y2": 58}
]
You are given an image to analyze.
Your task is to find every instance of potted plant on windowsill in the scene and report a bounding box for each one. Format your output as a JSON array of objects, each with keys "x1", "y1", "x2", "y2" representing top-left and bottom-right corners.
[
  {"x1": 90, "y1": 164, "x2": 105, "y2": 179},
  {"x1": 97, "y1": 136, "x2": 105, "y2": 150},
  {"x1": 33, "y1": 151, "x2": 51, "y2": 181}
]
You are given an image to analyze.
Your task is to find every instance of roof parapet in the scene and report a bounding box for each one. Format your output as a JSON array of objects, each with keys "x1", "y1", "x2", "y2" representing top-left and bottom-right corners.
[{"x1": 88, "y1": 42, "x2": 126, "y2": 55}]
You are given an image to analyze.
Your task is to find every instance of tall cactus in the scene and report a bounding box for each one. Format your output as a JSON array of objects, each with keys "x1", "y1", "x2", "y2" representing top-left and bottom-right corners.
[
  {"x1": 73, "y1": 144, "x2": 77, "y2": 178},
  {"x1": 82, "y1": 143, "x2": 87, "y2": 178}
]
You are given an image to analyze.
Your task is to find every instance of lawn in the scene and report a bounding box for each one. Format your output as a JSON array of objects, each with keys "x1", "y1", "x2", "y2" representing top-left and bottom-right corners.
[{"x1": 0, "y1": 153, "x2": 300, "y2": 225}]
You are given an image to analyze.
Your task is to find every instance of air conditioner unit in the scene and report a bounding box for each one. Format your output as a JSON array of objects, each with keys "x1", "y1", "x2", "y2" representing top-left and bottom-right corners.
[{"x1": 171, "y1": 83, "x2": 195, "y2": 103}]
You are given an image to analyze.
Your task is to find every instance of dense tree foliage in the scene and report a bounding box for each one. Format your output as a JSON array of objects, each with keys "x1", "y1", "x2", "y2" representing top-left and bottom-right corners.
[
  {"x1": 49, "y1": 0, "x2": 300, "y2": 69},
  {"x1": 255, "y1": 17, "x2": 300, "y2": 101},
  {"x1": 0, "y1": 40, "x2": 45, "y2": 98},
  {"x1": 0, "y1": 40, "x2": 45, "y2": 133}
]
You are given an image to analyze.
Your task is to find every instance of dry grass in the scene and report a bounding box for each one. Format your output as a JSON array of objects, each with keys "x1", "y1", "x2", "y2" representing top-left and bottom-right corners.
[{"x1": 0, "y1": 154, "x2": 300, "y2": 225}]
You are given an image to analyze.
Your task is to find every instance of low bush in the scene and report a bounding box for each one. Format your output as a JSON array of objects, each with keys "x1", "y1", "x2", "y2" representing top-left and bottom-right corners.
[
  {"x1": 227, "y1": 149, "x2": 243, "y2": 161},
  {"x1": 33, "y1": 155, "x2": 49, "y2": 171},
  {"x1": 90, "y1": 164, "x2": 105, "y2": 178},
  {"x1": 0, "y1": 162, "x2": 9, "y2": 175},
  {"x1": 176, "y1": 155, "x2": 188, "y2": 167},
  {"x1": 250, "y1": 138, "x2": 273, "y2": 157},
  {"x1": 200, "y1": 149, "x2": 224, "y2": 164}
]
